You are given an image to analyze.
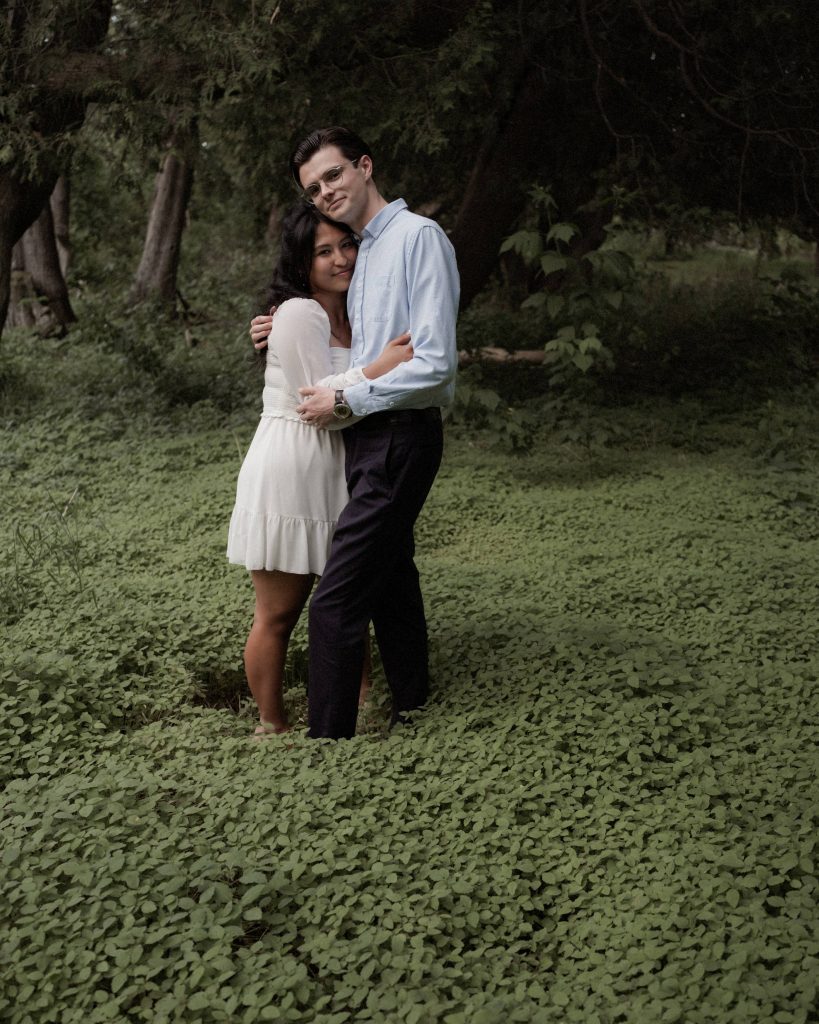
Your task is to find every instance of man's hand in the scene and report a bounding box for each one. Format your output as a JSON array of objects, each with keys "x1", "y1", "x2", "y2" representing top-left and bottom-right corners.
[
  {"x1": 297, "y1": 385, "x2": 337, "y2": 428},
  {"x1": 250, "y1": 306, "x2": 277, "y2": 350}
]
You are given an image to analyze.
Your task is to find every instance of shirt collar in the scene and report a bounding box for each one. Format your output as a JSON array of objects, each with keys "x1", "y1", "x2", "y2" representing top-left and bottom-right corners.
[{"x1": 360, "y1": 198, "x2": 407, "y2": 240}]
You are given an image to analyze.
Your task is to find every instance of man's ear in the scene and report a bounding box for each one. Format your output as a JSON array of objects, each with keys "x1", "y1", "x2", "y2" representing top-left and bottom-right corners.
[{"x1": 359, "y1": 154, "x2": 373, "y2": 181}]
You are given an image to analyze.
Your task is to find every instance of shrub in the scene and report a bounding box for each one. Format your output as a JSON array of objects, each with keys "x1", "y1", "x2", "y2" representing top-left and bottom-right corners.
[{"x1": 611, "y1": 270, "x2": 819, "y2": 396}]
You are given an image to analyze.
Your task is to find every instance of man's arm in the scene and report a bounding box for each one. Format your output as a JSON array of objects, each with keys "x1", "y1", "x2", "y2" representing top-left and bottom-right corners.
[
  {"x1": 296, "y1": 385, "x2": 336, "y2": 426},
  {"x1": 297, "y1": 333, "x2": 414, "y2": 428},
  {"x1": 342, "y1": 225, "x2": 460, "y2": 416}
]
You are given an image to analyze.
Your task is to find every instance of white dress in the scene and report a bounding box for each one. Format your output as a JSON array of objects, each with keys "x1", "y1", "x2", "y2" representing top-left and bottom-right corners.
[{"x1": 226, "y1": 298, "x2": 365, "y2": 574}]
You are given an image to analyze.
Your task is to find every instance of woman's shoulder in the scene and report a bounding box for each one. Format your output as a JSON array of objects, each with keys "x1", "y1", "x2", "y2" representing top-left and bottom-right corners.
[
  {"x1": 269, "y1": 299, "x2": 329, "y2": 349},
  {"x1": 273, "y1": 297, "x2": 327, "y2": 327}
]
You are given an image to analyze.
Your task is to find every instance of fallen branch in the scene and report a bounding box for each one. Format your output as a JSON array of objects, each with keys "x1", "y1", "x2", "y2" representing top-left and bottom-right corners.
[{"x1": 458, "y1": 346, "x2": 547, "y2": 365}]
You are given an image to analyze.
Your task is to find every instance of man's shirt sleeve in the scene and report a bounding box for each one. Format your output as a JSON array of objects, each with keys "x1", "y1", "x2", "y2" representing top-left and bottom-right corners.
[{"x1": 343, "y1": 225, "x2": 460, "y2": 415}]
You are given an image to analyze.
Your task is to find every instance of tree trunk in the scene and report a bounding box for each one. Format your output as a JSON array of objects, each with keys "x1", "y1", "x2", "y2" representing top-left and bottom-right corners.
[
  {"x1": 130, "y1": 121, "x2": 198, "y2": 308},
  {"x1": 458, "y1": 346, "x2": 546, "y2": 365},
  {"x1": 0, "y1": 229, "x2": 12, "y2": 337},
  {"x1": 0, "y1": 0, "x2": 112, "y2": 340},
  {"x1": 50, "y1": 176, "x2": 71, "y2": 277},
  {"x1": 449, "y1": 44, "x2": 617, "y2": 310},
  {"x1": 0, "y1": 175, "x2": 60, "y2": 333},
  {"x1": 450, "y1": 64, "x2": 551, "y2": 309},
  {"x1": 6, "y1": 200, "x2": 77, "y2": 336},
  {"x1": 6, "y1": 242, "x2": 42, "y2": 330}
]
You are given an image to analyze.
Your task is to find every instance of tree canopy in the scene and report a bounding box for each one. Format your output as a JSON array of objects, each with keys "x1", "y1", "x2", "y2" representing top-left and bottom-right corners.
[{"x1": 2, "y1": 0, "x2": 818, "y2": 334}]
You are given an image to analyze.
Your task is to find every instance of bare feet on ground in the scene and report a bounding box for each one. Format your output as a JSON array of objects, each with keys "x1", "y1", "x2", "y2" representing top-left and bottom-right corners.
[{"x1": 251, "y1": 719, "x2": 290, "y2": 740}]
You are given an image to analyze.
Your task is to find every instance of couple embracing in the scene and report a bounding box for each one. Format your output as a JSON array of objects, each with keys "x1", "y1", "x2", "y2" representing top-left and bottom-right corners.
[{"x1": 227, "y1": 126, "x2": 460, "y2": 740}]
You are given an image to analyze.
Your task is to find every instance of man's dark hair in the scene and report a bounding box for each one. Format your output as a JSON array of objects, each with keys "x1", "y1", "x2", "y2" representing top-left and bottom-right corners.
[{"x1": 290, "y1": 126, "x2": 372, "y2": 187}]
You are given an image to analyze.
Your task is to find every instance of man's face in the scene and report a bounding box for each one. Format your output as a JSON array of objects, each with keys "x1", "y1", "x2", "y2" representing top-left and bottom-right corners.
[{"x1": 298, "y1": 145, "x2": 370, "y2": 230}]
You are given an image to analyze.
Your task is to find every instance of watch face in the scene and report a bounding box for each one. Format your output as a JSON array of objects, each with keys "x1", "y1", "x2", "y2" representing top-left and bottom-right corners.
[
  {"x1": 333, "y1": 390, "x2": 351, "y2": 419},
  {"x1": 333, "y1": 402, "x2": 352, "y2": 420}
]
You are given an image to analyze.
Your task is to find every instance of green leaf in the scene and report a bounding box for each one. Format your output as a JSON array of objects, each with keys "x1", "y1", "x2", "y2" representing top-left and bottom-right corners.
[
  {"x1": 499, "y1": 230, "x2": 542, "y2": 263},
  {"x1": 577, "y1": 336, "x2": 602, "y2": 354},
  {"x1": 521, "y1": 292, "x2": 547, "y2": 311},
  {"x1": 546, "y1": 222, "x2": 579, "y2": 245},
  {"x1": 540, "y1": 252, "x2": 568, "y2": 276}
]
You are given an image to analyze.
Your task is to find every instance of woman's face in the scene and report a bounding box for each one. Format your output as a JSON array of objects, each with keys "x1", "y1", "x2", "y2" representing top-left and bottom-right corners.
[{"x1": 309, "y1": 223, "x2": 357, "y2": 298}]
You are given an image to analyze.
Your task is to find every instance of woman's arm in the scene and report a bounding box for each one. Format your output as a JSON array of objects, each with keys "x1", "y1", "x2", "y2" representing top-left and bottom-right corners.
[
  {"x1": 257, "y1": 303, "x2": 412, "y2": 386},
  {"x1": 319, "y1": 332, "x2": 413, "y2": 388},
  {"x1": 363, "y1": 332, "x2": 413, "y2": 379},
  {"x1": 271, "y1": 300, "x2": 336, "y2": 391}
]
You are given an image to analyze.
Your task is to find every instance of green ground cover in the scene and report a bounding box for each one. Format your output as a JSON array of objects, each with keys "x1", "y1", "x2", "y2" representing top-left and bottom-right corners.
[{"x1": 1, "y1": 333, "x2": 818, "y2": 1022}]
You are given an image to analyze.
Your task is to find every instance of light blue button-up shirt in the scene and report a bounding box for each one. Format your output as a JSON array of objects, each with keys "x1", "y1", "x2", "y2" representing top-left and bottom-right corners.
[{"x1": 342, "y1": 199, "x2": 460, "y2": 416}]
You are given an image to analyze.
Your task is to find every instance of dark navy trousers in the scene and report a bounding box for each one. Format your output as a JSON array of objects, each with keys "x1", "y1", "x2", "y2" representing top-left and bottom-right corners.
[{"x1": 307, "y1": 408, "x2": 443, "y2": 739}]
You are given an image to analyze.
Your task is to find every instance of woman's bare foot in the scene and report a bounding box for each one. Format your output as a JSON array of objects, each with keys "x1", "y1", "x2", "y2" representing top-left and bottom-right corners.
[{"x1": 251, "y1": 720, "x2": 290, "y2": 740}]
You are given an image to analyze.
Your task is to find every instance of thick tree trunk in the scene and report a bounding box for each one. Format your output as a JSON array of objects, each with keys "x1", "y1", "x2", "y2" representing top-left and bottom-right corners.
[
  {"x1": 5, "y1": 200, "x2": 77, "y2": 335},
  {"x1": 2, "y1": 175, "x2": 77, "y2": 335},
  {"x1": 0, "y1": 231, "x2": 11, "y2": 337},
  {"x1": 0, "y1": 0, "x2": 112, "y2": 340},
  {"x1": 449, "y1": 45, "x2": 617, "y2": 309},
  {"x1": 450, "y1": 65, "x2": 551, "y2": 309},
  {"x1": 50, "y1": 176, "x2": 71, "y2": 277},
  {"x1": 7, "y1": 243, "x2": 43, "y2": 331},
  {"x1": 0, "y1": 174, "x2": 60, "y2": 333},
  {"x1": 130, "y1": 121, "x2": 198, "y2": 308}
]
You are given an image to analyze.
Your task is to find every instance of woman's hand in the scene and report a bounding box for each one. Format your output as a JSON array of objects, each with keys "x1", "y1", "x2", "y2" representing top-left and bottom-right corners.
[
  {"x1": 250, "y1": 307, "x2": 277, "y2": 350},
  {"x1": 362, "y1": 331, "x2": 413, "y2": 379}
]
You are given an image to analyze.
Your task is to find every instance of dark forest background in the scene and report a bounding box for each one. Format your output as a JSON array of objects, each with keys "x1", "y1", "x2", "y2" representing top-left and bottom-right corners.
[{"x1": 3, "y1": 0, "x2": 818, "y2": 396}]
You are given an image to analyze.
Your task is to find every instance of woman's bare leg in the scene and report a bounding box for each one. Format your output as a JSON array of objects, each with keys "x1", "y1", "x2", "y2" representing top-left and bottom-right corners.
[{"x1": 245, "y1": 570, "x2": 314, "y2": 733}]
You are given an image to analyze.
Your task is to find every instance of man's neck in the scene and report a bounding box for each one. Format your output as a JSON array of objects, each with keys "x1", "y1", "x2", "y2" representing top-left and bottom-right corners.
[{"x1": 351, "y1": 191, "x2": 388, "y2": 235}]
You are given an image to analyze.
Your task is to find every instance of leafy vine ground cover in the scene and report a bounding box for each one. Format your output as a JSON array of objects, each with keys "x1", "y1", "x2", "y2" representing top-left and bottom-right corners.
[{"x1": 1, "y1": 349, "x2": 818, "y2": 1022}]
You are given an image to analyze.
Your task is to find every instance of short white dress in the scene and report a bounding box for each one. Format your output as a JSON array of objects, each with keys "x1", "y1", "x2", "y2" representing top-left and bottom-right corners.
[{"x1": 226, "y1": 298, "x2": 365, "y2": 574}]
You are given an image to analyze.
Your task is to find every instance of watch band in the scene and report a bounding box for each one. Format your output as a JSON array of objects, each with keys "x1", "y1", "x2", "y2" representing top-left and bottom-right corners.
[{"x1": 333, "y1": 390, "x2": 353, "y2": 420}]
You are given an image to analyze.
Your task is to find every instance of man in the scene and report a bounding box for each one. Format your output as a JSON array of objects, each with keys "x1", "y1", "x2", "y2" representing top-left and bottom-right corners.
[{"x1": 272, "y1": 126, "x2": 459, "y2": 739}]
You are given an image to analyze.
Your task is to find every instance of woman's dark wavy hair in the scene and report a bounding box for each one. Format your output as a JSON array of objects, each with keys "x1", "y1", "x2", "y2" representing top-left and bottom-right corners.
[{"x1": 262, "y1": 202, "x2": 355, "y2": 311}]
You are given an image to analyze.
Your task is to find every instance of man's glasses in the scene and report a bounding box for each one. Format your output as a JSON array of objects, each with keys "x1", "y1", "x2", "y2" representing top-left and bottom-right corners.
[{"x1": 302, "y1": 159, "x2": 360, "y2": 203}]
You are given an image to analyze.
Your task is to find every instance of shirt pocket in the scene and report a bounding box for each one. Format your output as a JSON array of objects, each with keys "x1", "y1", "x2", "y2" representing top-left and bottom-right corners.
[{"x1": 366, "y1": 275, "x2": 394, "y2": 322}]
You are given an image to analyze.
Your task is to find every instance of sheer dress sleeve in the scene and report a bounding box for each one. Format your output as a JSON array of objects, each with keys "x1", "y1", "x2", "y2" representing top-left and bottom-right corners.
[
  {"x1": 270, "y1": 299, "x2": 333, "y2": 391},
  {"x1": 270, "y1": 298, "x2": 363, "y2": 428}
]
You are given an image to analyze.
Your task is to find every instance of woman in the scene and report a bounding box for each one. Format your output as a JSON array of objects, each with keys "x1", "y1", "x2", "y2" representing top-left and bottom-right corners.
[{"x1": 227, "y1": 203, "x2": 411, "y2": 738}]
